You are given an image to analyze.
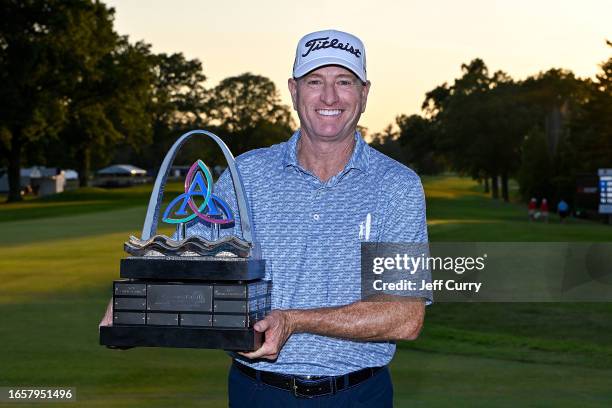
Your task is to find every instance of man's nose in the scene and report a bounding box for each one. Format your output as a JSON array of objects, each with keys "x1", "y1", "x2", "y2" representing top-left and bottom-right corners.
[{"x1": 320, "y1": 82, "x2": 339, "y2": 105}]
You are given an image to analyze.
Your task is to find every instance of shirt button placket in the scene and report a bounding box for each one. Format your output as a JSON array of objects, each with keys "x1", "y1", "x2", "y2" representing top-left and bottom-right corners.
[{"x1": 311, "y1": 188, "x2": 323, "y2": 224}]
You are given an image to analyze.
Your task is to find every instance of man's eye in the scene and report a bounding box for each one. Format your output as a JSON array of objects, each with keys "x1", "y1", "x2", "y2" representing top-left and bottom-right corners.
[
  {"x1": 338, "y1": 80, "x2": 354, "y2": 86},
  {"x1": 307, "y1": 80, "x2": 322, "y2": 86}
]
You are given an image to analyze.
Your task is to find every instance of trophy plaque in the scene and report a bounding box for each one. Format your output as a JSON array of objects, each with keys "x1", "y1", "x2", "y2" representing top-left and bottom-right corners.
[{"x1": 99, "y1": 130, "x2": 270, "y2": 351}]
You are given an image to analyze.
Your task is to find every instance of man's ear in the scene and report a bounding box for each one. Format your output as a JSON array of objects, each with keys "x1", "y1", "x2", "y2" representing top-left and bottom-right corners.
[
  {"x1": 288, "y1": 78, "x2": 298, "y2": 110},
  {"x1": 361, "y1": 80, "x2": 371, "y2": 113}
]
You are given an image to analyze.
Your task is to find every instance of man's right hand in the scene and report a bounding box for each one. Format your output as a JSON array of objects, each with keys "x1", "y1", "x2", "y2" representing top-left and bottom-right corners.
[
  {"x1": 237, "y1": 310, "x2": 295, "y2": 360},
  {"x1": 99, "y1": 299, "x2": 113, "y2": 328}
]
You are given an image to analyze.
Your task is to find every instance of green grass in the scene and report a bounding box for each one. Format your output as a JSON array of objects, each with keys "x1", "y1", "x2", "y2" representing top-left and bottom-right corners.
[
  {"x1": 424, "y1": 176, "x2": 612, "y2": 241},
  {"x1": 0, "y1": 182, "x2": 183, "y2": 223},
  {"x1": 1, "y1": 177, "x2": 611, "y2": 407}
]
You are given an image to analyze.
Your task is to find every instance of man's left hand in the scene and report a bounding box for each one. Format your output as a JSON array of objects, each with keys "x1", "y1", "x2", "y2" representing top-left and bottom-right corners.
[{"x1": 238, "y1": 310, "x2": 294, "y2": 360}]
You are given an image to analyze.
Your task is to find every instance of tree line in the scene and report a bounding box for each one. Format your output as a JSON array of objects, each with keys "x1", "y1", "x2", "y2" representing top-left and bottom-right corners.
[
  {"x1": 372, "y1": 44, "x2": 612, "y2": 204},
  {"x1": 3, "y1": 1, "x2": 611, "y2": 207},
  {"x1": 0, "y1": 0, "x2": 294, "y2": 202}
]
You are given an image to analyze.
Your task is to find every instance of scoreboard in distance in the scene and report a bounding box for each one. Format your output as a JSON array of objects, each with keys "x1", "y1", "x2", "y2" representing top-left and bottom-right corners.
[{"x1": 599, "y1": 168, "x2": 612, "y2": 214}]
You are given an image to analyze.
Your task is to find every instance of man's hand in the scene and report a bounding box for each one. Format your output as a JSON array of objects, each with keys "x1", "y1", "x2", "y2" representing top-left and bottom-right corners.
[
  {"x1": 99, "y1": 299, "x2": 113, "y2": 329},
  {"x1": 238, "y1": 310, "x2": 294, "y2": 360}
]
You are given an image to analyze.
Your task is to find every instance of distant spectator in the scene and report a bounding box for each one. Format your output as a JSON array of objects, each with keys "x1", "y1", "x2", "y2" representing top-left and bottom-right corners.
[
  {"x1": 25, "y1": 185, "x2": 33, "y2": 195},
  {"x1": 528, "y1": 197, "x2": 537, "y2": 221},
  {"x1": 540, "y1": 198, "x2": 549, "y2": 223},
  {"x1": 557, "y1": 199, "x2": 570, "y2": 223}
]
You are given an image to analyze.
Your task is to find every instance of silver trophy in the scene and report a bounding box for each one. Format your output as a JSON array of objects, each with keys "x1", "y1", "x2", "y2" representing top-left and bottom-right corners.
[{"x1": 99, "y1": 130, "x2": 270, "y2": 350}]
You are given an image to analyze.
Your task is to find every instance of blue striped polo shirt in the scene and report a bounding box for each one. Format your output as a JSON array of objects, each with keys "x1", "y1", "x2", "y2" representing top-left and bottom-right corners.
[{"x1": 186, "y1": 130, "x2": 430, "y2": 376}]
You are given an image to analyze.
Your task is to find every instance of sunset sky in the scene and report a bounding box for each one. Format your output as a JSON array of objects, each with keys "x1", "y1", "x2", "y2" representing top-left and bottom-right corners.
[{"x1": 105, "y1": 0, "x2": 611, "y2": 134}]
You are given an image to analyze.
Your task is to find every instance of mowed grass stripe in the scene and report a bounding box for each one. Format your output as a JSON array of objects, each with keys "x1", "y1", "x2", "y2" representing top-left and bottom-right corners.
[
  {"x1": 401, "y1": 324, "x2": 612, "y2": 369},
  {"x1": 0, "y1": 207, "x2": 145, "y2": 246},
  {"x1": 0, "y1": 231, "x2": 126, "y2": 303},
  {"x1": 391, "y1": 350, "x2": 612, "y2": 408},
  {"x1": 0, "y1": 183, "x2": 183, "y2": 223},
  {"x1": 0, "y1": 205, "x2": 177, "y2": 247}
]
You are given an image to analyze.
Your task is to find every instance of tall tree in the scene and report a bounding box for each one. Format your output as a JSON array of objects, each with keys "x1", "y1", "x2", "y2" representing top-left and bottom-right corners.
[
  {"x1": 207, "y1": 73, "x2": 294, "y2": 155},
  {"x1": 570, "y1": 41, "x2": 612, "y2": 172},
  {"x1": 395, "y1": 114, "x2": 445, "y2": 174},
  {"x1": 208, "y1": 73, "x2": 293, "y2": 133},
  {"x1": 518, "y1": 68, "x2": 591, "y2": 202},
  {"x1": 0, "y1": 0, "x2": 109, "y2": 200},
  {"x1": 58, "y1": 37, "x2": 155, "y2": 186},
  {"x1": 422, "y1": 59, "x2": 532, "y2": 201},
  {"x1": 369, "y1": 123, "x2": 407, "y2": 165},
  {"x1": 136, "y1": 52, "x2": 209, "y2": 169}
]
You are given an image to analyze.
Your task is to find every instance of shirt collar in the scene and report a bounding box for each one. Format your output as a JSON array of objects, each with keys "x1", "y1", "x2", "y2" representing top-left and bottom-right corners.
[{"x1": 281, "y1": 129, "x2": 370, "y2": 173}]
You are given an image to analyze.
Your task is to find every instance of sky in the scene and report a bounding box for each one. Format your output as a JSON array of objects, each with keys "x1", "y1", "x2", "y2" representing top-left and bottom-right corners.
[{"x1": 105, "y1": 0, "x2": 612, "y2": 134}]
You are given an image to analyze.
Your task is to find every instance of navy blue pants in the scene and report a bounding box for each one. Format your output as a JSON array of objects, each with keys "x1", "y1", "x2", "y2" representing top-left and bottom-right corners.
[{"x1": 228, "y1": 364, "x2": 393, "y2": 407}]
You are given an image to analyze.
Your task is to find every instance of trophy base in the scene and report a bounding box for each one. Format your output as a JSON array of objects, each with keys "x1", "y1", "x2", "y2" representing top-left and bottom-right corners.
[
  {"x1": 120, "y1": 257, "x2": 265, "y2": 281},
  {"x1": 99, "y1": 325, "x2": 263, "y2": 351}
]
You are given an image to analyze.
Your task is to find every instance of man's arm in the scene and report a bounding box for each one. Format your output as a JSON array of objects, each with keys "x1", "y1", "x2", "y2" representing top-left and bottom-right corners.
[
  {"x1": 239, "y1": 296, "x2": 425, "y2": 360},
  {"x1": 289, "y1": 296, "x2": 425, "y2": 341}
]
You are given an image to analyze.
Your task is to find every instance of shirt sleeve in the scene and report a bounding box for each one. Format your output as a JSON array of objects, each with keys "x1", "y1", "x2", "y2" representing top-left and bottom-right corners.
[
  {"x1": 375, "y1": 175, "x2": 433, "y2": 305},
  {"x1": 380, "y1": 176, "x2": 428, "y2": 243}
]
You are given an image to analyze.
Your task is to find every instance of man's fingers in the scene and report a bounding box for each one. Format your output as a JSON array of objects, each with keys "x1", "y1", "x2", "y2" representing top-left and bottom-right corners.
[
  {"x1": 99, "y1": 299, "x2": 113, "y2": 328},
  {"x1": 238, "y1": 341, "x2": 277, "y2": 360},
  {"x1": 254, "y1": 318, "x2": 270, "y2": 332},
  {"x1": 239, "y1": 351, "x2": 277, "y2": 361},
  {"x1": 238, "y1": 312, "x2": 287, "y2": 360},
  {"x1": 239, "y1": 344, "x2": 271, "y2": 359}
]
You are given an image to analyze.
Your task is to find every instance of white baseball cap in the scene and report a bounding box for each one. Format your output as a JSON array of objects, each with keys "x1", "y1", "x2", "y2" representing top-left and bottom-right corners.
[{"x1": 292, "y1": 29, "x2": 367, "y2": 82}]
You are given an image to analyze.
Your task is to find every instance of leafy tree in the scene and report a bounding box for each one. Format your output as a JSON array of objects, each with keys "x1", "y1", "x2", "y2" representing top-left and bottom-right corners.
[
  {"x1": 0, "y1": 0, "x2": 156, "y2": 193},
  {"x1": 395, "y1": 114, "x2": 445, "y2": 174},
  {"x1": 207, "y1": 73, "x2": 294, "y2": 155},
  {"x1": 151, "y1": 53, "x2": 208, "y2": 127},
  {"x1": 420, "y1": 59, "x2": 536, "y2": 201},
  {"x1": 0, "y1": 0, "x2": 109, "y2": 201},
  {"x1": 422, "y1": 83, "x2": 451, "y2": 119},
  {"x1": 135, "y1": 52, "x2": 209, "y2": 170},
  {"x1": 569, "y1": 41, "x2": 612, "y2": 172},
  {"x1": 517, "y1": 129, "x2": 553, "y2": 199},
  {"x1": 517, "y1": 68, "x2": 591, "y2": 202},
  {"x1": 208, "y1": 73, "x2": 293, "y2": 133},
  {"x1": 398, "y1": 47, "x2": 610, "y2": 206},
  {"x1": 424, "y1": 60, "x2": 508, "y2": 199},
  {"x1": 369, "y1": 124, "x2": 407, "y2": 165},
  {"x1": 59, "y1": 37, "x2": 156, "y2": 186}
]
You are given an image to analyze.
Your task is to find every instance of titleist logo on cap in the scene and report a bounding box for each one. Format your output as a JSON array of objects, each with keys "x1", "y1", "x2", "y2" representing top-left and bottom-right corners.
[{"x1": 302, "y1": 37, "x2": 362, "y2": 59}]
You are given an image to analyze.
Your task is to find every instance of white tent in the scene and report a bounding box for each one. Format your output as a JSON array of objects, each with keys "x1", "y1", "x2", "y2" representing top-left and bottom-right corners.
[{"x1": 97, "y1": 164, "x2": 147, "y2": 176}]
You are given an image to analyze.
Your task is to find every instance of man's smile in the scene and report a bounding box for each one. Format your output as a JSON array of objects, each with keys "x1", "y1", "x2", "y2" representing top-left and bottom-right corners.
[{"x1": 316, "y1": 109, "x2": 343, "y2": 117}]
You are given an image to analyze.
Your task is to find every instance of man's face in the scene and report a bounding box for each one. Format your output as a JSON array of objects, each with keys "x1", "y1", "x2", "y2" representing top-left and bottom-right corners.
[{"x1": 288, "y1": 65, "x2": 370, "y2": 143}]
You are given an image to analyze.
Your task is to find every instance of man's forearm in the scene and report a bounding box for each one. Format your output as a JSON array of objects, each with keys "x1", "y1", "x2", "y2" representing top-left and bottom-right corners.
[{"x1": 285, "y1": 296, "x2": 425, "y2": 342}]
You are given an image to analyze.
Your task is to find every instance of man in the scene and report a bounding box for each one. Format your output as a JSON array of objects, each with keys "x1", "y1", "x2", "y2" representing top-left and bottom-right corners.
[
  {"x1": 100, "y1": 29, "x2": 431, "y2": 407},
  {"x1": 209, "y1": 29, "x2": 432, "y2": 407},
  {"x1": 557, "y1": 199, "x2": 569, "y2": 223}
]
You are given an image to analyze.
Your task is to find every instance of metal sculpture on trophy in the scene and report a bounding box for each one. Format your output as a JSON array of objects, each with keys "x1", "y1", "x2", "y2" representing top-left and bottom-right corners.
[{"x1": 99, "y1": 130, "x2": 270, "y2": 350}]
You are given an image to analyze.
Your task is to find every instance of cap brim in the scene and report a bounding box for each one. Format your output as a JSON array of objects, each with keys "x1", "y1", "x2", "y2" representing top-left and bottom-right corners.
[{"x1": 293, "y1": 56, "x2": 366, "y2": 82}]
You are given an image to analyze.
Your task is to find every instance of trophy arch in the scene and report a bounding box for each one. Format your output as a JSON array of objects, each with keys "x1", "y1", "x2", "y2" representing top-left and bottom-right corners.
[{"x1": 140, "y1": 129, "x2": 257, "y2": 254}]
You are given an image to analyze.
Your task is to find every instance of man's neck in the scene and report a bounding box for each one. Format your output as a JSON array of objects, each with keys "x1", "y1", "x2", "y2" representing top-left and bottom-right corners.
[{"x1": 297, "y1": 131, "x2": 356, "y2": 182}]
